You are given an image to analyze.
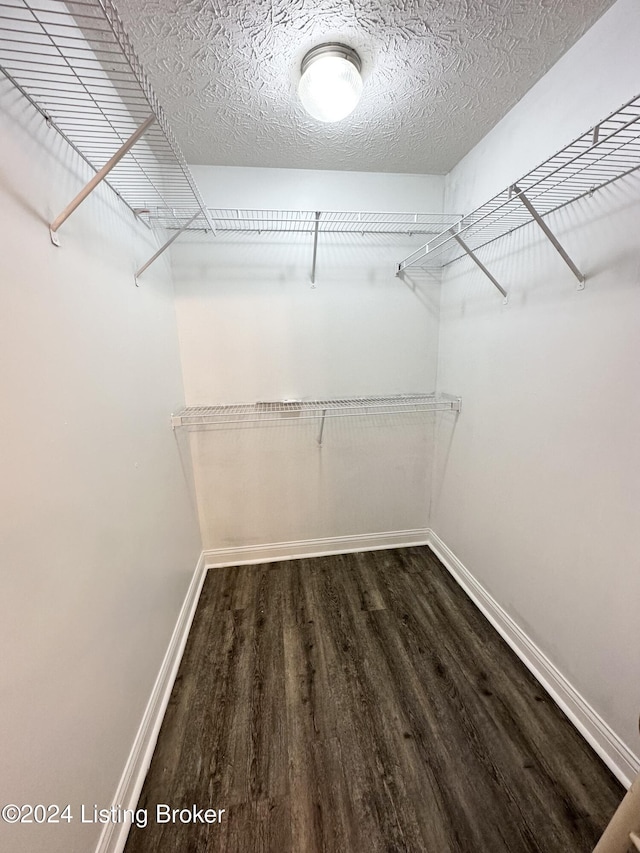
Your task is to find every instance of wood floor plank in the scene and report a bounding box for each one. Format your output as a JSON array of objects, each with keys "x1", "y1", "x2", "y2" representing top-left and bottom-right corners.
[
  {"x1": 365, "y1": 605, "x2": 540, "y2": 851},
  {"x1": 124, "y1": 546, "x2": 624, "y2": 853},
  {"x1": 372, "y1": 547, "x2": 619, "y2": 849},
  {"x1": 306, "y1": 562, "x2": 433, "y2": 852},
  {"x1": 345, "y1": 550, "x2": 387, "y2": 611},
  {"x1": 387, "y1": 547, "x2": 618, "y2": 844},
  {"x1": 283, "y1": 619, "x2": 345, "y2": 853}
]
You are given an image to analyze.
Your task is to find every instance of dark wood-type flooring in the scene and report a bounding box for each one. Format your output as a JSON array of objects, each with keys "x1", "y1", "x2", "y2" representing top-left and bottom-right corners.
[{"x1": 124, "y1": 546, "x2": 623, "y2": 852}]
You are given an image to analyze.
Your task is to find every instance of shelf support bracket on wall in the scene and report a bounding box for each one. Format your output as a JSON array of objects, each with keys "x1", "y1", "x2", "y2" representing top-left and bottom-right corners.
[
  {"x1": 49, "y1": 114, "x2": 156, "y2": 246},
  {"x1": 134, "y1": 212, "x2": 201, "y2": 285},
  {"x1": 310, "y1": 211, "x2": 321, "y2": 285},
  {"x1": 450, "y1": 231, "x2": 508, "y2": 301},
  {"x1": 512, "y1": 184, "x2": 585, "y2": 289},
  {"x1": 317, "y1": 409, "x2": 327, "y2": 446}
]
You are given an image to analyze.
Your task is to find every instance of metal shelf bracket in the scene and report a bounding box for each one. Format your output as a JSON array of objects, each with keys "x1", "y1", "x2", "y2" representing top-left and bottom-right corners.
[
  {"x1": 317, "y1": 409, "x2": 327, "y2": 446},
  {"x1": 451, "y1": 230, "x2": 508, "y2": 300},
  {"x1": 512, "y1": 184, "x2": 586, "y2": 289},
  {"x1": 310, "y1": 212, "x2": 321, "y2": 285},
  {"x1": 135, "y1": 212, "x2": 201, "y2": 285},
  {"x1": 49, "y1": 115, "x2": 156, "y2": 246}
]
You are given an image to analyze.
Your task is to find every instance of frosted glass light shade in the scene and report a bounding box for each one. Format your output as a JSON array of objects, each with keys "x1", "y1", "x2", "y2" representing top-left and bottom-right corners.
[{"x1": 298, "y1": 44, "x2": 363, "y2": 123}]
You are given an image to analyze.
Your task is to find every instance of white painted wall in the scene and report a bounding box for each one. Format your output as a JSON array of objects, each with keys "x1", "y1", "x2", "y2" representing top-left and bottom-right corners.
[
  {"x1": 0, "y1": 81, "x2": 201, "y2": 852},
  {"x1": 435, "y1": 0, "x2": 640, "y2": 771},
  {"x1": 174, "y1": 167, "x2": 444, "y2": 547},
  {"x1": 190, "y1": 164, "x2": 446, "y2": 213}
]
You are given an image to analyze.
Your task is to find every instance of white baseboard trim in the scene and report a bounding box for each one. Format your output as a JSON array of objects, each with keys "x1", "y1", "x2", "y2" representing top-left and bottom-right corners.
[
  {"x1": 203, "y1": 528, "x2": 431, "y2": 568},
  {"x1": 94, "y1": 551, "x2": 209, "y2": 853},
  {"x1": 427, "y1": 530, "x2": 640, "y2": 789}
]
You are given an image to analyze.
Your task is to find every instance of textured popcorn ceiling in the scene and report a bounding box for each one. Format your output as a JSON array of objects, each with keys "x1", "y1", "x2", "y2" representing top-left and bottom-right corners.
[{"x1": 114, "y1": 0, "x2": 615, "y2": 173}]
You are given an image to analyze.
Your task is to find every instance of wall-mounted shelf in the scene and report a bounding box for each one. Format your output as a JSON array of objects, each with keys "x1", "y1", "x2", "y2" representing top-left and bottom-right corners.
[
  {"x1": 136, "y1": 208, "x2": 462, "y2": 284},
  {"x1": 398, "y1": 94, "x2": 640, "y2": 298},
  {"x1": 0, "y1": 0, "x2": 212, "y2": 241},
  {"x1": 171, "y1": 394, "x2": 461, "y2": 445},
  {"x1": 143, "y1": 208, "x2": 461, "y2": 237}
]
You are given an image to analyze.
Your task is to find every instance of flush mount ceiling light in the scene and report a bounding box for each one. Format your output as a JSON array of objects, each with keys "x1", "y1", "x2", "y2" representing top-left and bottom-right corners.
[{"x1": 298, "y1": 43, "x2": 363, "y2": 123}]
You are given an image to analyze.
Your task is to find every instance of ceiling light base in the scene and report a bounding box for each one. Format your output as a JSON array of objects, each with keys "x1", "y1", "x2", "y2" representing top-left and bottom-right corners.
[
  {"x1": 298, "y1": 43, "x2": 363, "y2": 123},
  {"x1": 301, "y1": 43, "x2": 362, "y2": 76}
]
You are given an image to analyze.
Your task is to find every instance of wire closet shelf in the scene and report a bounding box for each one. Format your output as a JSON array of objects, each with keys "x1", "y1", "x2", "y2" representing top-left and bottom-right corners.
[
  {"x1": 140, "y1": 208, "x2": 463, "y2": 236},
  {"x1": 398, "y1": 93, "x2": 640, "y2": 273},
  {"x1": 0, "y1": 0, "x2": 211, "y2": 226},
  {"x1": 137, "y1": 208, "x2": 463, "y2": 285},
  {"x1": 171, "y1": 394, "x2": 462, "y2": 429}
]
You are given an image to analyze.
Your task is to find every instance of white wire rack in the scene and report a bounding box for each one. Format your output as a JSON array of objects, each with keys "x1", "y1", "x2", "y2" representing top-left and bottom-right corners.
[
  {"x1": 171, "y1": 394, "x2": 462, "y2": 429},
  {"x1": 143, "y1": 208, "x2": 463, "y2": 236},
  {"x1": 398, "y1": 93, "x2": 640, "y2": 293},
  {"x1": 134, "y1": 208, "x2": 462, "y2": 284},
  {"x1": 0, "y1": 0, "x2": 210, "y2": 225}
]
